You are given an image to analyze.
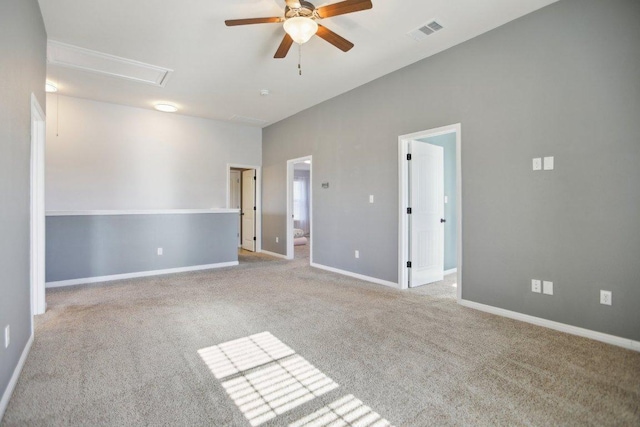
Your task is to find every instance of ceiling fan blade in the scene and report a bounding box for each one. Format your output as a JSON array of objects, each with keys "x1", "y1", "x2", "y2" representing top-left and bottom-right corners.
[
  {"x1": 284, "y1": 0, "x2": 302, "y2": 8},
  {"x1": 315, "y1": 0, "x2": 372, "y2": 19},
  {"x1": 316, "y1": 25, "x2": 354, "y2": 52},
  {"x1": 274, "y1": 33, "x2": 294, "y2": 58},
  {"x1": 225, "y1": 17, "x2": 283, "y2": 26}
]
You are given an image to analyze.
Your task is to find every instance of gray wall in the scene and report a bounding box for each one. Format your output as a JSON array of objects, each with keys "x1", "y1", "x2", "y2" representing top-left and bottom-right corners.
[
  {"x1": 46, "y1": 213, "x2": 238, "y2": 283},
  {"x1": 262, "y1": 0, "x2": 640, "y2": 341},
  {"x1": 418, "y1": 133, "x2": 457, "y2": 271},
  {"x1": 0, "y1": 0, "x2": 46, "y2": 403}
]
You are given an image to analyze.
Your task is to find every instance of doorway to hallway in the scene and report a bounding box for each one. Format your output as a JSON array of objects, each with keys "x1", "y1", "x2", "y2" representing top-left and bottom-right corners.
[
  {"x1": 286, "y1": 156, "x2": 312, "y2": 263},
  {"x1": 227, "y1": 164, "x2": 261, "y2": 254}
]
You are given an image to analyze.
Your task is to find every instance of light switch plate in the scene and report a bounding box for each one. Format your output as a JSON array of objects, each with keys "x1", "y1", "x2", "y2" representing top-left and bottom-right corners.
[
  {"x1": 544, "y1": 156, "x2": 554, "y2": 170},
  {"x1": 355, "y1": 250, "x2": 359, "y2": 259},
  {"x1": 369, "y1": 195, "x2": 374, "y2": 203},
  {"x1": 531, "y1": 279, "x2": 541, "y2": 293},
  {"x1": 157, "y1": 247, "x2": 163, "y2": 256},
  {"x1": 4, "y1": 325, "x2": 9, "y2": 349},
  {"x1": 543, "y1": 281, "x2": 553, "y2": 295},
  {"x1": 533, "y1": 158, "x2": 542, "y2": 171},
  {"x1": 444, "y1": 195, "x2": 448, "y2": 204}
]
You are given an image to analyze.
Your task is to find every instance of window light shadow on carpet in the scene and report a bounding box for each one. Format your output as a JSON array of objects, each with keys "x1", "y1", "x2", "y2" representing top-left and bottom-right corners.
[
  {"x1": 199, "y1": 332, "x2": 393, "y2": 427},
  {"x1": 289, "y1": 394, "x2": 393, "y2": 427}
]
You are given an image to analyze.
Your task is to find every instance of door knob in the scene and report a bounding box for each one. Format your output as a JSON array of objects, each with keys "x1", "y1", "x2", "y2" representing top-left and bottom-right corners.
[{"x1": 440, "y1": 218, "x2": 446, "y2": 223}]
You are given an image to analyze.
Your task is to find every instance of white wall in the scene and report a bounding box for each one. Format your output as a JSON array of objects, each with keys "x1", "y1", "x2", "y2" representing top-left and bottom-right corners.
[{"x1": 46, "y1": 95, "x2": 262, "y2": 210}]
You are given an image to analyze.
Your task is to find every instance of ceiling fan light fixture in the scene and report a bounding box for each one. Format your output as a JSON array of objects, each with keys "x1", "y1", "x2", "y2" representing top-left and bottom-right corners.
[{"x1": 283, "y1": 16, "x2": 318, "y2": 44}]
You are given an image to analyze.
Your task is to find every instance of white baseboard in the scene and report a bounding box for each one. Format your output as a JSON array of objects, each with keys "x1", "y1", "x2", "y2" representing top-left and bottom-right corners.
[
  {"x1": 444, "y1": 268, "x2": 458, "y2": 276},
  {"x1": 310, "y1": 262, "x2": 398, "y2": 289},
  {"x1": 45, "y1": 261, "x2": 239, "y2": 288},
  {"x1": 259, "y1": 250, "x2": 288, "y2": 260},
  {"x1": 0, "y1": 331, "x2": 33, "y2": 421},
  {"x1": 458, "y1": 299, "x2": 640, "y2": 352}
]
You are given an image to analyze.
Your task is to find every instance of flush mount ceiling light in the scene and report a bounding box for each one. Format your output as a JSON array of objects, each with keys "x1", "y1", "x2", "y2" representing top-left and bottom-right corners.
[
  {"x1": 283, "y1": 16, "x2": 318, "y2": 44},
  {"x1": 45, "y1": 82, "x2": 58, "y2": 93},
  {"x1": 154, "y1": 103, "x2": 178, "y2": 113}
]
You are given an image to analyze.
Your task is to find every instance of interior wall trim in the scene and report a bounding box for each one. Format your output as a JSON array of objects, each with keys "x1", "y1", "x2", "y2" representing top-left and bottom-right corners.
[
  {"x1": 310, "y1": 262, "x2": 398, "y2": 289},
  {"x1": 46, "y1": 209, "x2": 239, "y2": 216},
  {"x1": 45, "y1": 261, "x2": 239, "y2": 288},
  {"x1": 459, "y1": 299, "x2": 640, "y2": 352},
  {"x1": 443, "y1": 268, "x2": 458, "y2": 276},
  {"x1": 0, "y1": 332, "x2": 33, "y2": 421}
]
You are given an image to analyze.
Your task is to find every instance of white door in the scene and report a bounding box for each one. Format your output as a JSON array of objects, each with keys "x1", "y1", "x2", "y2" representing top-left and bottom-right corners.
[
  {"x1": 409, "y1": 140, "x2": 444, "y2": 287},
  {"x1": 241, "y1": 169, "x2": 256, "y2": 251},
  {"x1": 230, "y1": 170, "x2": 241, "y2": 246}
]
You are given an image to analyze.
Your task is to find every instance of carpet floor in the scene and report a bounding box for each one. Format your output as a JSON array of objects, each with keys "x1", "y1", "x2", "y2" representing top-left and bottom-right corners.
[{"x1": 2, "y1": 247, "x2": 639, "y2": 426}]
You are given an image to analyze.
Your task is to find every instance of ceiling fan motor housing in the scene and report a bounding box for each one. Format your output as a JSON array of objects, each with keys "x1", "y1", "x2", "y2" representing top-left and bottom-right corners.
[{"x1": 285, "y1": 1, "x2": 316, "y2": 19}]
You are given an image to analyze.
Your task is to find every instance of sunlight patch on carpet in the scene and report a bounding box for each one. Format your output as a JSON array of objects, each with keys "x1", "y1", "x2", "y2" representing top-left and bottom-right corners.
[
  {"x1": 290, "y1": 394, "x2": 394, "y2": 427},
  {"x1": 198, "y1": 331, "x2": 295, "y2": 379},
  {"x1": 199, "y1": 332, "x2": 339, "y2": 426}
]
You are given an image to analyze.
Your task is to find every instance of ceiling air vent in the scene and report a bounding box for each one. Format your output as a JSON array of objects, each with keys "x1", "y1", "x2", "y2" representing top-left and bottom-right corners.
[
  {"x1": 230, "y1": 115, "x2": 268, "y2": 127},
  {"x1": 407, "y1": 20, "x2": 444, "y2": 42}
]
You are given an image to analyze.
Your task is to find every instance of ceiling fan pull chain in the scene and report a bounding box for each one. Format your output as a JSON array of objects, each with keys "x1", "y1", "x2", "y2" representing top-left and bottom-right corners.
[{"x1": 298, "y1": 43, "x2": 302, "y2": 76}]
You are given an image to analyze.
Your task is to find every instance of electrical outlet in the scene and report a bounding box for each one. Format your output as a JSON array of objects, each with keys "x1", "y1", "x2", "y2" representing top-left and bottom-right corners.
[
  {"x1": 355, "y1": 250, "x2": 359, "y2": 259},
  {"x1": 157, "y1": 247, "x2": 163, "y2": 256},
  {"x1": 543, "y1": 281, "x2": 553, "y2": 295},
  {"x1": 276, "y1": 237, "x2": 279, "y2": 243},
  {"x1": 600, "y1": 290, "x2": 612, "y2": 306},
  {"x1": 4, "y1": 325, "x2": 9, "y2": 349},
  {"x1": 531, "y1": 279, "x2": 541, "y2": 293},
  {"x1": 532, "y1": 158, "x2": 542, "y2": 171}
]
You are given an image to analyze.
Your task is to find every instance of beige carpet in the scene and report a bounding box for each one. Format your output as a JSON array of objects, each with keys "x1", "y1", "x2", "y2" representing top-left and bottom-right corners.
[{"x1": 2, "y1": 251, "x2": 639, "y2": 426}]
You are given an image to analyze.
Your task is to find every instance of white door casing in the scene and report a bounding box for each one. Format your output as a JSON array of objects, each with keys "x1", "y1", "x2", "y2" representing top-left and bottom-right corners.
[
  {"x1": 230, "y1": 170, "x2": 241, "y2": 246},
  {"x1": 31, "y1": 94, "x2": 46, "y2": 317},
  {"x1": 241, "y1": 169, "x2": 256, "y2": 251},
  {"x1": 409, "y1": 140, "x2": 444, "y2": 287}
]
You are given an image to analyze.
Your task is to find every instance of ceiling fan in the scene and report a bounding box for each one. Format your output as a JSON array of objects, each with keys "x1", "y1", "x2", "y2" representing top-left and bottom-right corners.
[{"x1": 225, "y1": 0, "x2": 373, "y2": 59}]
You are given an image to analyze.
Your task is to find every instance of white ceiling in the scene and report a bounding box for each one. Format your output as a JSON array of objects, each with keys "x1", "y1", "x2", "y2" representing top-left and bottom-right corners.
[{"x1": 38, "y1": 0, "x2": 558, "y2": 127}]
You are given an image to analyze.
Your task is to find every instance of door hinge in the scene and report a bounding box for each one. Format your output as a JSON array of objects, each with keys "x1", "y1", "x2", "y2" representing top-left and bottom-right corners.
[
  {"x1": 253, "y1": 206, "x2": 256, "y2": 210},
  {"x1": 253, "y1": 236, "x2": 256, "y2": 241},
  {"x1": 406, "y1": 153, "x2": 412, "y2": 161},
  {"x1": 407, "y1": 207, "x2": 412, "y2": 214},
  {"x1": 406, "y1": 261, "x2": 412, "y2": 268},
  {"x1": 253, "y1": 176, "x2": 256, "y2": 181}
]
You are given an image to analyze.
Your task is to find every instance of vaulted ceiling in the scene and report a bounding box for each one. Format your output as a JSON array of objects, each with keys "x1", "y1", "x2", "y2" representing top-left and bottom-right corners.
[{"x1": 39, "y1": 0, "x2": 557, "y2": 126}]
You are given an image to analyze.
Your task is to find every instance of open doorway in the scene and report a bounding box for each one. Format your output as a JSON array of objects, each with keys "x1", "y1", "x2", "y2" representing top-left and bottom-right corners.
[
  {"x1": 398, "y1": 124, "x2": 462, "y2": 300},
  {"x1": 227, "y1": 164, "x2": 261, "y2": 257},
  {"x1": 286, "y1": 156, "x2": 312, "y2": 262}
]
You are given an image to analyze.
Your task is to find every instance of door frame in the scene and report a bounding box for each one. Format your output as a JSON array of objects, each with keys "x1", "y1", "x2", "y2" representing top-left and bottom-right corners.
[
  {"x1": 229, "y1": 169, "x2": 242, "y2": 246},
  {"x1": 286, "y1": 155, "x2": 312, "y2": 261},
  {"x1": 226, "y1": 163, "x2": 262, "y2": 252},
  {"x1": 398, "y1": 123, "x2": 462, "y2": 300},
  {"x1": 30, "y1": 93, "x2": 46, "y2": 319}
]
